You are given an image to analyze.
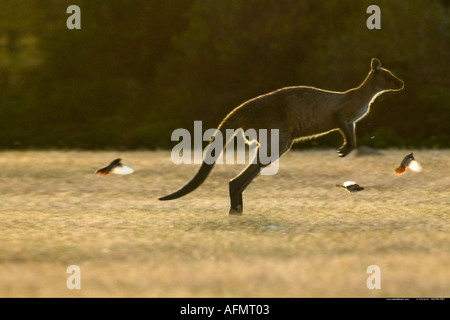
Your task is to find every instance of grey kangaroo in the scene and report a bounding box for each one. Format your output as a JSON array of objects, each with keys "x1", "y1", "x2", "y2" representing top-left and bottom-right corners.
[{"x1": 159, "y1": 58, "x2": 404, "y2": 214}]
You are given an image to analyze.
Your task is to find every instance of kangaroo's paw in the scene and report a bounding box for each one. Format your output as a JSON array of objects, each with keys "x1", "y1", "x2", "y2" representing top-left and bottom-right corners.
[
  {"x1": 337, "y1": 145, "x2": 353, "y2": 157},
  {"x1": 229, "y1": 205, "x2": 243, "y2": 216}
]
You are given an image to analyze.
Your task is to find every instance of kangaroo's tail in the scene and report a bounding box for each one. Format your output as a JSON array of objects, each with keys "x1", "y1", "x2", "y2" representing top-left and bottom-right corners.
[
  {"x1": 158, "y1": 161, "x2": 215, "y2": 200},
  {"x1": 159, "y1": 120, "x2": 234, "y2": 201}
]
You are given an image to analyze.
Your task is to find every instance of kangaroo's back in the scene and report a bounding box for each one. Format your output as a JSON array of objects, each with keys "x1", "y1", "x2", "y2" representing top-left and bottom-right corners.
[{"x1": 220, "y1": 86, "x2": 342, "y2": 135}]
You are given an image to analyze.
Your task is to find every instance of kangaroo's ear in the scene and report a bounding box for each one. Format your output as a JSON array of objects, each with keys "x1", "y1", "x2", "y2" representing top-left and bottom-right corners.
[{"x1": 371, "y1": 58, "x2": 381, "y2": 72}]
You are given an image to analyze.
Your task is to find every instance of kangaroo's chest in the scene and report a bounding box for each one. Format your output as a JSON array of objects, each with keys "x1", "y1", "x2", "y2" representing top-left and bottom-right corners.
[{"x1": 350, "y1": 103, "x2": 370, "y2": 122}]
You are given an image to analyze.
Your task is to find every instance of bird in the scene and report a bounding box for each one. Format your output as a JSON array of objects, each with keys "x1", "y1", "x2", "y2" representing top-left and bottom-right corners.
[
  {"x1": 95, "y1": 158, "x2": 134, "y2": 176},
  {"x1": 336, "y1": 181, "x2": 365, "y2": 193},
  {"x1": 394, "y1": 152, "x2": 421, "y2": 175}
]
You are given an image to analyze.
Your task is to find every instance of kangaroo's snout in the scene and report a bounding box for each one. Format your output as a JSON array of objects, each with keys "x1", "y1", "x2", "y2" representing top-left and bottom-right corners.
[
  {"x1": 392, "y1": 78, "x2": 404, "y2": 91},
  {"x1": 396, "y1": 78, "x2": 405, "y2": 90}
]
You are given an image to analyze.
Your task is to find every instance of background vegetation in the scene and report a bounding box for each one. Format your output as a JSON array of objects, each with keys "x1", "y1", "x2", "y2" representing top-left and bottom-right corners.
[{"x1": 0, "y1": 0, "x2": 448, "y2": 149}]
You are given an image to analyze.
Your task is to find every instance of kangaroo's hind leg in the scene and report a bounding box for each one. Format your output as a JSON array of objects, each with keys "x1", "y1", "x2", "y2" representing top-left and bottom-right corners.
[
  {"x1": 228, "y1": 130, "x2": 261, "y2": 215},
  {"x1": 228, "y1": 136, "x2": 292, "y2": 215},
  {"x1": 229, "y1": 161, "x2": 266, "y2": 215}
]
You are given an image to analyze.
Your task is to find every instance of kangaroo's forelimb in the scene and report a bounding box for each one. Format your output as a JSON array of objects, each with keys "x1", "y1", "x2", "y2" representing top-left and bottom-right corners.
[{"x1": 337, "y1": 122, "x2": 356, "y2": 157}]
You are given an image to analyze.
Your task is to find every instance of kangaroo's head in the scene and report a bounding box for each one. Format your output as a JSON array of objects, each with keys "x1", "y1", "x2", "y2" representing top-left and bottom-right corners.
[{"x1": 369, "y1": 58, "x2": 404, "y2": 92}]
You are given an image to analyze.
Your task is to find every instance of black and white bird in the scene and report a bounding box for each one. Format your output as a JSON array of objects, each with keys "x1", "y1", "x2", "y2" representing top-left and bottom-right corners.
[
  {"x1": 336, "y1": 181, "x2": 365, "y2": 193},
  {"x1": 394, "y1": 152, "x2": 421, "y2": 175},
  {"x1": 95, "y1": 158, "x2": 134, "y2": 176}
]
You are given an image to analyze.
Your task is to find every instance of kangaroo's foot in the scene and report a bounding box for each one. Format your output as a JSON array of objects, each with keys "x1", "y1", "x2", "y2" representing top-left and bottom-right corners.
[
  {"x1": 337, "y1": 144, "x2": 354, "y2": 157},
  {"x1": 229, "y1": 180, "x2": 243, "y2": 216},
  {"x1": 229, "y1": 194, "x2": 243, "y2": 215},
  {"x1": 229, "y1": 205, "x2": 243, "y2": 215}
]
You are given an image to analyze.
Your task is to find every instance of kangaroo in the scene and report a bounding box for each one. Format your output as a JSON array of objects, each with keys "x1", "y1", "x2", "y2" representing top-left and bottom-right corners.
[{"x1": 159, "y1": 58, "x2": 404, "y2": 215}]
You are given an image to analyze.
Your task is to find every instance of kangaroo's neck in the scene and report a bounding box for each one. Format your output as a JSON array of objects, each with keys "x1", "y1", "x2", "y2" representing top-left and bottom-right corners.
[
  {"x1": 348, "y1": 72, "x2": 382, "y2": 104},
  {"x1": 339, "y1": 72, "x2": 384, "y2": 123}
]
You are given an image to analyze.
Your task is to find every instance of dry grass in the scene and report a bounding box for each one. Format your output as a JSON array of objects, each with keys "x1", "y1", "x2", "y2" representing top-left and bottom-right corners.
[{"x1": 0, "y1": 149, "x2": 448, "y2": 297}]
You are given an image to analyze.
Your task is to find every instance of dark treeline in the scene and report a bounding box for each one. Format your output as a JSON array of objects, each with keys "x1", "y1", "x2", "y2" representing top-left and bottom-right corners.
[{"x1": 0, "y1": 0, "x2": 448, "y2": 150}]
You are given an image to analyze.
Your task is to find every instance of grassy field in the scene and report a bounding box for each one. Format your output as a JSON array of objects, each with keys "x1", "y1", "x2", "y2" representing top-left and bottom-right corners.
[{"x1": 0, "y1": 149, "x2": 448, "y2": 297}]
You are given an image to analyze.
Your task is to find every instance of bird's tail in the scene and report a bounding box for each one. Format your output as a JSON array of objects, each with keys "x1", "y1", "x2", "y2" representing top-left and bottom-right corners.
[
  {"x1": 159, "y1": 119, "x2": 235, "y2": 201},
  {"x1": 95, "y1": 168, "x2": 111, "y2": 176},
  {"x1": 394, "y1": 166, "x2": 406, "y2": 175}
]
